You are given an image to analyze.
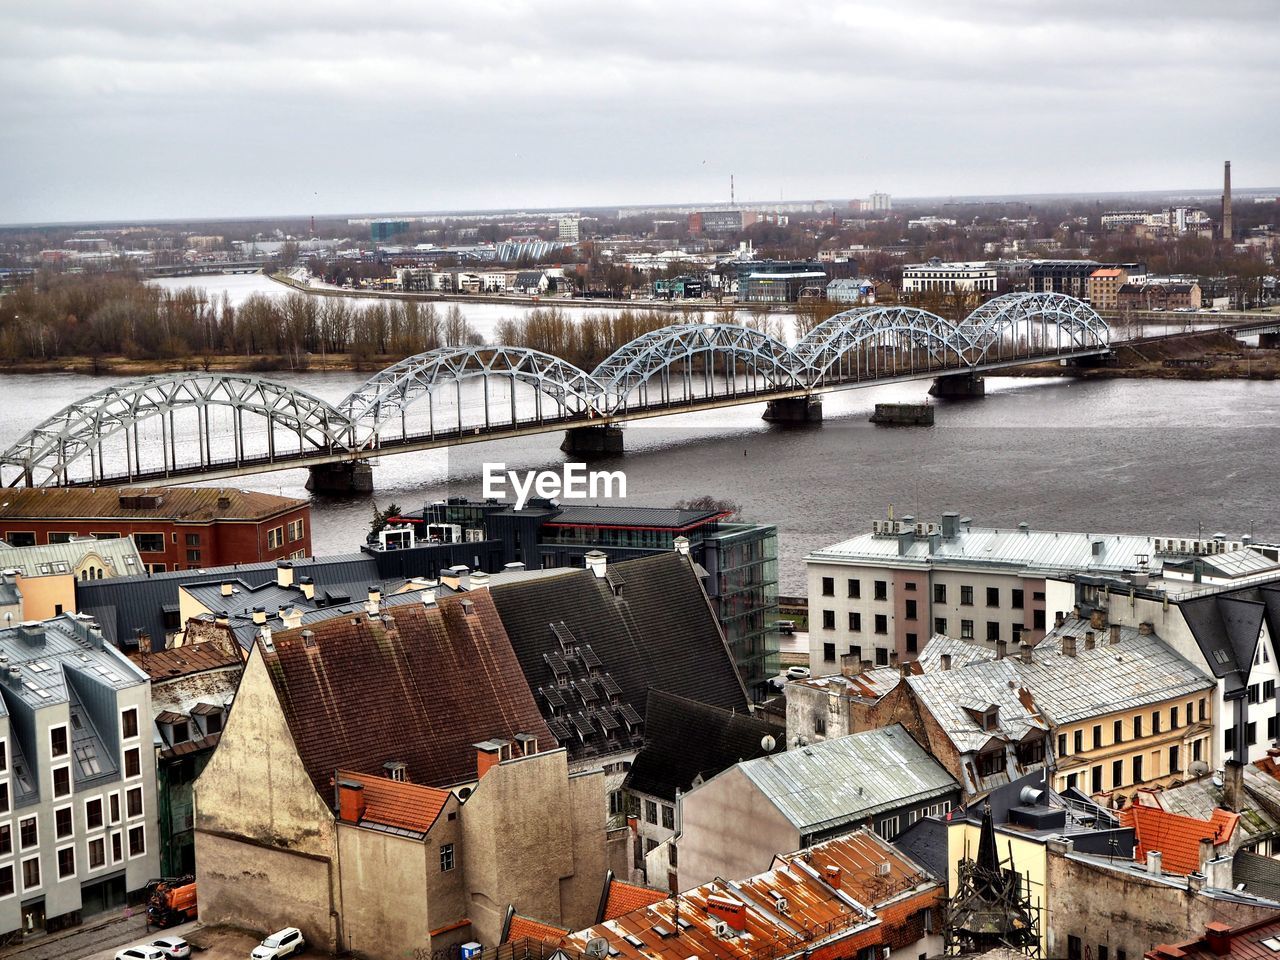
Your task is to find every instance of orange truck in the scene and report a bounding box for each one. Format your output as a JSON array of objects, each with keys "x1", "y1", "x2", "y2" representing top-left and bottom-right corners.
[{"x1": 147, "y1": 877, "x2": 198, "y2": 928}]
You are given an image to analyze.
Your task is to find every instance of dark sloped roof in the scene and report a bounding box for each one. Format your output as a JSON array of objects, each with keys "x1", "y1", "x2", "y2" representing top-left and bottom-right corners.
[
  {"x1": 626, "y1": 690, "x2": 780, "y2": 802},
  {"x1": 543, "y1": 505, "x2": 726, "y2": 529},
  {"x1": 489, "y1": 553, "x2": 748, "y2": 760},
  {"x1": 263, "y1": 591, "x2": 552, "y2": 795},
  {"x1": 1180, "y1": 592, "x2": 1267, "y2": 684}
]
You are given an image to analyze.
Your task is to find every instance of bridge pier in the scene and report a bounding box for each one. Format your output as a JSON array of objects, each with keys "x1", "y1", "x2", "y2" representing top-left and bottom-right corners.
[
  {"x1": 762, "y1": 396, "x2": 823, "y2": 423},
  {"x1": 928, "y1": 374, "x2": 985, "y2": 399},
  {"x1": 306, "y1": 460, "x2": 374, "y2": 495},
  {"x1": 560, "y1": 425, "x2": 624, "y2": 458}
]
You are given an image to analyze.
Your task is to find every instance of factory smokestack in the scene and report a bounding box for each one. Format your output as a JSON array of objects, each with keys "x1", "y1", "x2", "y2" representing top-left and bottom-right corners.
[{"x1": 1222, "y1": 161, "x2": 1233, "y2": 242}]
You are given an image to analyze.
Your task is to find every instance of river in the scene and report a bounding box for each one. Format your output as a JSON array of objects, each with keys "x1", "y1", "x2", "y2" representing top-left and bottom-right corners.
[{"x1": 4, "y1": 275, "x2": 1276, "y2": 592}]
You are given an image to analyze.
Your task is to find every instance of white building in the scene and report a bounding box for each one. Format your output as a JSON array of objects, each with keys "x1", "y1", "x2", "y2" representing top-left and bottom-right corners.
[
  {"x1": 557, "y1": 218, "x2": 581, "y2": 243},
  {"x1": 901, "y1": 259, "x2": 998, "y2": 294}
]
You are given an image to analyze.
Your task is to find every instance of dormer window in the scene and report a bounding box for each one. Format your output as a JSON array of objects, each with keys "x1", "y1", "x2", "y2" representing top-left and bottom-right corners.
[
  {"x1": 384, "y1": 761, "x2": 407, "y2": 782},
  {"x1": 171, "y1": 721, "x2": 189, "y2": 744}
]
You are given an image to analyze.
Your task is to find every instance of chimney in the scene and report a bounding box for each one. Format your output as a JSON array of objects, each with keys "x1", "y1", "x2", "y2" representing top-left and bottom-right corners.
[
  {"x1": 889, "y1": 650, "x2": 899, "y2": 668},
  {"x1": 1223, "y1": 759, "x2": 1243, "y2": 813},
  {"x1": 840, "y1": 654, "x2": 862, "y2": 677},
  {"x1": 1062, "y1": 635, "x2": 1077, "y2": 658},
  {"x1": 440, "y1": 566, "x2": 468, "y2": 592},
  {"x1": 1222, "y1": 161, "x2": 1233, "y2": 241},
  {"x1": 515, "y1": 732, "x2": 539, "y2": 757},
  {"x1": 1206, "y1": 920, "x2": 1232, "y2": 956},
  {"x1": 1139, "y1": 621, "x2": 1154, "y2": 636},
  {"x1": 251, "y1": 606, "x2": 267, "y2": 626},
  {"x1": 220, "y1": 582, "x2": 234, "y2": 597},
  {"x1": 469, "y1": 571, "x2": 490, "y2": 590},
  {"x1": 1090, "y1": 607, "x2": 1108, "y2": 630},
  {"x1": 996, "y1": 640, "x2": 1007, "y2": 660},
  {"x1": 214, "y1": 610, "x2": 229, "y2": 626},
  {"x1": 281, "y1": 608, "x2": 303, "y2": 630},
  {"x1": 673, "y1": 536, "x2": 691, "y2": 557},
  {"x1": 1084, "y1": 631, "x2": 1095, "y2": 651},
  {"x1": 336, "y1": 779, "x2": 366, "y2": 822},
  {"x1": 1054, "y1": 610, "x2": 1065, "y2": 628},
  {"x1": 823, "y1": 864, "x2": 842, "y2": 890},
  {"x1": 706, "y1": 895, "x2": 747, "y2": 932},
  {"x1": 1091, "y1": 539, "x2": 1104, "y2": 558},
  {"x1": 298, "y1": 576, "x2": 315, "y2": 601},
  {"x1": 585, "y1": 550, "x2": 607, "y2": 579},
  {"x1": 1020, "y1": 642, "x2": 1034, "y2": 664},
  {"x1": 503, "y1": 561, "x2": 526, "y2": 573},
  {"x1": 1109, "y1": 624, "x2": 1121, "y2": 645},
  {"x1": 1199, "y1": 837, "x2": 1217, "y2": 874},
  {"x1": 941, "y1": 512, "x2": 960, "y2": 539},
  {"x1": 421, "y1": 590, "x2": 437, "y2": 609},
  {"x1": 366, "y1": 585, "x2": 381, "y2": 617},
  {"x1": 474, "y1": 739, "x2": 509, "y2": 779},
  {"x1": 899, "y1": 660, "x2": 912, "y2": 679},
  {"x1": 276, "y1": 561, "x2": 293, "y2": 588},
  {"x1": 940, "y1": 653, "x2": 952, "y2": 671},
  {"x1": 1146, "y1": 850, "x2": 1162, "y2": 875}
]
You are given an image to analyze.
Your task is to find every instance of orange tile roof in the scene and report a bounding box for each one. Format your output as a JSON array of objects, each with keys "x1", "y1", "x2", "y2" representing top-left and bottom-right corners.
[
  {"x1": 1090, "y1": 268, "x2": 1125, "y2": 278},
  {"x1": 0, "y1": 486, "x2": 305, "y2": 522},
  {"x1": 337, "y1": 769, "x2": 450, "y2": 834},
  {"x1": 506, "y1": 915, "x2": 569, "y2": 944},
  {"x1": 1117, "y1": 804, "x2": 1239, "y2": 875},
  {"x1": 604, "y1": 880, "x2": 666, "y2": 921}
]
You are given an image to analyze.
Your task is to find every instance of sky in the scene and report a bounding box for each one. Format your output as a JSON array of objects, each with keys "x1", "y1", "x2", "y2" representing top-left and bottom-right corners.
[{"x1": 1, "y1": 0, "x2": 1277, "y2": 225}]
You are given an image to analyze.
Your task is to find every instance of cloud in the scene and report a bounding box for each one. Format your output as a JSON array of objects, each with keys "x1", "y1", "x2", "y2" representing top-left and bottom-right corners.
[{"x1": 1, "y1": 0, "x2": 1276, "y2": 222}]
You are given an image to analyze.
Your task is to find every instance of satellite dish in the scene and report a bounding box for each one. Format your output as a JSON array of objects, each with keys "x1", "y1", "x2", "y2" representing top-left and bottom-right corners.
[
  {"x1": 585, "y1": 937, "x2": 609, "y2": 959},
  {"x1": 761, "y1": 735, "x2": 776, "y2": 752}
]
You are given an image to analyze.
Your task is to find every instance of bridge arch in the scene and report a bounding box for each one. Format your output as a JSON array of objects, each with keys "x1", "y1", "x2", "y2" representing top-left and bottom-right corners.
[
  {"x1": 591, "y1": 323, "x2": 799, "y2": 412},
  {"x1": 0, "y1": 374, "x2": 353, "y2": 488},
  {"x1": 792, "y1": 306, "x2": 973, "y2": 384},
  {"x1": 959, "y1": 292, "x2": 1110, "y2": 363},
  {"x1": 340, "y1": 345, "x2": 608, "y2": 445}
]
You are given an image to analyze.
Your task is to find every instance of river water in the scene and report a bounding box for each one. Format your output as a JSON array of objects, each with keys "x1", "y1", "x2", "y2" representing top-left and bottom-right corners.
[{"x1": 3, "y1": 275, "x2": 1275, "y2": 593}]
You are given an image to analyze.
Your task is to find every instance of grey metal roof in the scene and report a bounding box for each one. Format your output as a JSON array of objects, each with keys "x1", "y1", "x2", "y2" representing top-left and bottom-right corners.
[
  {"x1": 907, "y1": 658, "x2": 1049, "y2": 755},
  {"x1": 732, "y1": 724, "x2": 958, "y2": 834},
  {"x1": 0, "y1": 615, "x2": 147, "y2": 710},
  {"x1": 544, "y1": 505, "x2": 725, "y2": 529},
  {"x1": 0, "y1": 536, "x2": 145, "y2": 579}
]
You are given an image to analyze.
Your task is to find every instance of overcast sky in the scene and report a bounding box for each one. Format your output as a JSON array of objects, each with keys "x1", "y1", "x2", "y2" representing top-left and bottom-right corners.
[{"x1": 2, "y1": 0, "x2": 1277, "y2": 225}]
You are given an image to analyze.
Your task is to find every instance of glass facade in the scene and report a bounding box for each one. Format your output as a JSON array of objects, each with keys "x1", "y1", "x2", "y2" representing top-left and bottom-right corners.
[{"x1": 702, "y1": 523, "x2": 780, "y2": 693}]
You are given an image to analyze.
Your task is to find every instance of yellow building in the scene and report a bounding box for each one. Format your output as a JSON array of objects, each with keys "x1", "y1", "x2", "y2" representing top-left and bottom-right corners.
[{"x1": 1087, "y1": 268, "x2": 1128, "y2": 311}]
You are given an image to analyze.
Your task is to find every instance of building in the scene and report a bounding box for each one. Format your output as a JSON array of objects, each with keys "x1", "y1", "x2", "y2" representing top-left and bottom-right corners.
[
  {"x1": 805, "y1": 513, "x2": 1235, "y2": 671},
  {"x1": 564, "y1": 830, "x2": 942, "y2": 960},
  {"x1": 652, "y1": 275, "x2": 705, "y2": 299},
  {"x1": 688, "y1": 210, "x2": 758, "y2": 235},
  {"x1": 677, "y1": 725, "x2": 959, "y2": 888},
  {"x1": 386, "y1": 500, "x2": 781, "y2": 693},
  {"x1": 825, "y1": 277, "x2": 879, "y2": 304},
  {"x1": 0, "y1": 614, "x2": 160, "y2": 937},
  {"x1": 623, "y1": 690, "x2": 779, "y2": 889},
  {"x1": 0, "y1": 538, "x2": 145, "y2": 620},
  {"x1": 1087, "y1": 267, "x2": 1128, "y2": 311},
  {"x1": 727, "y1": 260, "x2": 827, "y2": 303},
  {"x1": 370, "y1": 219, "x2": 410, "y2": 243},
  {"x1": 193, "y1": 593, "x2": 608, "y2": 957},
  {"x1": 1029, "y1": 260, "x2": 1146, "y2": 298},
  {"x1": 901, "y1": 259, "x2": 997, "y2": 295},
  {"x1": 128, "y1": 640, "x2": 240, "y2": 876},
  {"x1": 1117, "y1": 281, "x2": 1203, "y2": 312},
  {"x1": 557, "y1": 217, "x2": 581, "y2": 243},
  {"x1": 0, "y1": 488, "x2": 311, "y2": 573}
]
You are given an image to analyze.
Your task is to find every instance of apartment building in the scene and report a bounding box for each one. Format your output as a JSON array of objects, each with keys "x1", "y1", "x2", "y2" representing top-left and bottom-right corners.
[
  {"x1": 901, "y1": 259, "x2": 997, "y2": 294},
  {"x1": 0, "y1": 614, "x2": 159, "y2": 937}
]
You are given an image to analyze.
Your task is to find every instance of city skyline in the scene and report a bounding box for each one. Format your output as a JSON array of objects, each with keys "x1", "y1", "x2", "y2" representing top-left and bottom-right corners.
[{"x1": 2, "y1": 0, "x2": 1277, "y2": 223}]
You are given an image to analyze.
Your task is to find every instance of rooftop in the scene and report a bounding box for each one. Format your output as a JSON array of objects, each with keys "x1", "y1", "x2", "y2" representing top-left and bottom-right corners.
[
  {"x1": 336, "y1": 768, "x2": 450, "y2": 837},
  {"x1": 541, "y1": 505, "x2": 728, "y2": 530},
  {"x1": 1147, "y1": 916, "x2": 1280, "y2": 960},
  {"x1": 1117, "y1": 804, "x2": 1238, "y2": 875},
  {"x1": 0, "y1": 486, "x2": 305, "y2": 522},
  {"x1": 0, "y1": 536, "x2": 144, "y2": 578}
]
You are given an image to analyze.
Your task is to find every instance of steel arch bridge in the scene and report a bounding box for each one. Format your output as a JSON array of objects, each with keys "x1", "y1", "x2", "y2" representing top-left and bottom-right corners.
[{"x1": 0, "y1": 293, "x2": 1113, "y2": 488}]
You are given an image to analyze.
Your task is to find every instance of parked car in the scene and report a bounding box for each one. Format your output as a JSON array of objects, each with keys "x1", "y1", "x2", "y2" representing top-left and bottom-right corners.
[
  {"x1": 116, "y1": 947, "x2": 166, "y2": 960},
  {"x1": 776, "y1": 619, "x2": 796, "y2": 635},
  {"x1": 152, "y1": 938, "x2": 191, "y2": 960},
  {"x1": 252, "y1": 928, "x2": 306, "y2": 960},
  {"x1": 786, "y1": 666, "x2": 811, "y2": 680}
]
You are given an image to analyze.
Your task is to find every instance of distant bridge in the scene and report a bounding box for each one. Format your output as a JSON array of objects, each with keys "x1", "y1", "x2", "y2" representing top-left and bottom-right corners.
[
  {"x1": 1, "y1": 293, "x2": 1116, "y2": 490},
  {"x1": 145, "y1": 260, "x2": 269, "y2": 278}
]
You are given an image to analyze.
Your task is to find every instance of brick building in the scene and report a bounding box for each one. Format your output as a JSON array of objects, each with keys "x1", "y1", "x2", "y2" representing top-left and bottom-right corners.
[{"x1": 0, "y1": 488, "x2": 311, "y2": 573}]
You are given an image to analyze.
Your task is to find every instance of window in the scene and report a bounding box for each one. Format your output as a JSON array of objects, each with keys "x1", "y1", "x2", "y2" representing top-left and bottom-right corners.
[
  {"x1": 124, "y1": 747, "x2": 141, "y2": 778},
  {"x1": 1133, "y1": 715, "x2": 1143, "y2": 739},
  {"x1": 934, "y1": 584, "x2": 947, "y2": 604},
  {"x1": 1270, "y1": 716, "x2": 1278, "y2": 741},
  {"x1": 849, "y1": 612, "x2": 862, "y2": 632},
  {"x1": 288, "y1": 519, "x2": 305, "y2": 542},
  {"x1": 1267, "y1": 681, "x2": 1277, "y2": 701},
  {"x1": 821, "y1": 576, "x2": 834, "y2": 597},
  {"x1": 88, "y1": 837, "x2": 105, "y2": 869},
  {"x1": 267, "y1": 526, "x2": 285, "y2": 550},
  {"x1": 905, "y1": 599, "x2": 917, "y2": 621},
  {"x1": 960, "y1": 620, "x2": 974, "y2": 640},
  {"x1": 1057, "y1": 733, "x2": 1067, "y2": 757},
  {"x1": 19, "y1": 817, "x2": 36, "y2": 850},
  {"x1": 986, "y1": 587, "x2": 1000, "y2": 607},
  {"x1": 1248, "y1": 722, "x2": 1258, "y2": 746},
  {"x1": 204, "y1": 712, "x2": 223, "y2": 735},
  {"x1": 48, "y1": 532, "x2": 74, "y2": 544},
  {"x1": 1113, "y1": 759, "x2": 1124, "y2": 788},
  {"x1": 0, "y1": 739, "x2": 6, "y2": 773},
  {"x1": 644, "y1": 800, "x2": 658, "y2": 824},
  {"x1": 1073, "y1": 730, "x2": 1083, "y2": 753},
  {"x1": 128, "y1": 826, "x2": 145, "y2": 857},
  {"x1": 906, "y1": 633, "x2": 918, "y2": 653},
  {"x1": 50, "y1": 726, "x2": 68, "y2": 758},
  {"x1": 86, "y1": 798, "x2": 104, "y2": 830},
  {"x1": 905, "y1": 581, "x2": 917, "y2": 592},
  {"x1": 1011, "y1": 588, "x2": 1024, "y2": 609},
  {"x1": 1133, "y1": 755, "x2": 1144, "y2": 783},
  {"x1": 1033, "y1": 609, "x2": 1046, "y2": 630},
  {"x1": 1114, "y1": 719, "x2": 1123, "y2": 743},
  {"x1": 1194, "y1": 738, "x2": 1203, "y2": 762},
  {"x1": 111, "y1": 832, "x2": 122, "y2": 863},
  {"x1": 1171, "y1": 707, "x2": 1179, "y2": 730},
  {"x1": 1199, "y1": 698, "x2": 1207, "y2": 721},
  {"x1": 960, "y1": 586, "x2": 974, "y2": 606},
  {"x1": 5, "y1": 533, "x2": 35, "y2": 548},
  {"x1": 53, "y1": 766, "x2": 70, "y2": 798},
  {"x1": 1170, "y1": 744, "x2": 1181, "y2": 773},
  {"x1": 1226, "y1": 727, "x2": 1238, "y2": 753},
  {"x1": 814, "y1": 714, "x2": 827, "y2": 736},
  {"x1": 823, "y1": 643, "x2": 835, "y2": 662},
  {"x1": 0, "y1": 783, "x2": 7, "y2": 816},
  {"x1": 875, "y1": 647, "x2": 889, "y2": 666},
  {"x1": 126, "y1": 787, "x2": 143, "y2": 819},
  {"x1": 934, "y1": 617, "x2": 947, "y2": 635},
  {"x1": 21, "y1": 858, "x2": 38, "y2": 890},
  {"x1": 1092, "y1": 725, "x2": 1103, "y2": 749},
  {"x1": 1248, "y1": 684, "x2": 1260, "y2": 705},
  {"x1": 977, "y1": 750, "x2": 1005, "y2": 777},
  {"x1": 57, "y1": 846, "x2": 74, "y2": 879},
  {"x1": 55, "y1": 807, "x2": 72, "y2": 839},
  {"x1": 1091, "y1": 765, "x2": 1102, "y2": 793},
  {"x1": 109, "y1": 794, "x2": 121, "y2": 824},
  {"x1": 0, "y1": 825, "x2": 9, "y2": 856},
  {"x1": 1099, "y1": 946, "x2": 1109, "y2": 960},
  {"x1": 1017, "y1": 739, "x2": 1045, "y2": 765},
  {"x1": 874, "y1": 614, "x2": 887, "y2": 635},
  {"x1": 847, "y1": 578, "x2": 860, "y2": 599},
  {"x1": 986, "y1": 622, "x2": 1000, "y2": 642},
  {"x1": 822, "y1": 610, "x2": 835, "y2": 631},
  {"x1": 874, "y1": 580, "x2": 888, "y2": 601},
  {"x1": 876, "y1": 815, "x2": 899, "y2": 839},
  {"x1": 186, "y1": 550, "x2": 201, "y2": 564},
  {"x1": 135, "y1": 533, "x2": 165, "y2": 553},
  {"x1": 170, "y1": 721, "x2": 189, "y2": 744},
  {"x1": 1152, "y1": 711, "x2": 1161, "y2": 734},
  {"x1": 1066, "y1": 772, "x2": 1078, "y2": 791},
  {"x1": 662, "y1": 805, "x2": 674, "y2": 830},
  {"x1": 0, "y1": 865, "x2": 11, "y2": 898},
  {"x1": 848, "y1": 645, "x2": 862, "y2": 661},
  {"x1": 122, "y1": 708, "x2": 139, "y2": 740}
]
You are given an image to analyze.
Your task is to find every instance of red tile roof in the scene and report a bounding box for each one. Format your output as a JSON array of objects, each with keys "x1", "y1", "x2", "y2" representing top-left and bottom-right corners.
[
  {"x1": 337, "y1": 769, "x2": 450, "y2": 834},
  {"x1": 1117, "y1": 804, "x2": 1239, "y2": 875},
  {"x1": 506, "y1": 915, "x2": 570, "y2": 944},
  {"x1": 264, "y1": 592, "x2": 554, "y2": 796},
  {"x1": 1148, "y1": 916, "x2": 1280, "y2": 960},
  {"x1": 603, "y1": 880, "x2": 666, "y2": 921}
]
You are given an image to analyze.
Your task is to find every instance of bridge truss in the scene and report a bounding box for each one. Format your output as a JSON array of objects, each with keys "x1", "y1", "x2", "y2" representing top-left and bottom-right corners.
[{"x1": 0, "y1": 294, "x2": 1110, "y2": 487}]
